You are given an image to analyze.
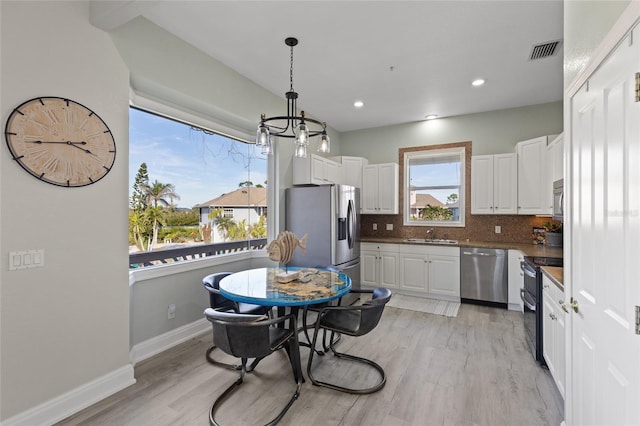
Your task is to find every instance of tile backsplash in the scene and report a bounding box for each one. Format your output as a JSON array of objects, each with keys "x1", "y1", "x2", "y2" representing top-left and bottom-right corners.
[{"x1": 360, "y1": 213, "x2": 552, "y2": 244}]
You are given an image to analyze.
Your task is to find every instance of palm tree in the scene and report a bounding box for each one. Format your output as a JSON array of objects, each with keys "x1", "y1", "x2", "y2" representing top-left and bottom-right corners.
[
  {"x1": 141, "y1": 180, "x2": 180, "y2": 208},
  {"x1": 207, "y1": 207, "x2": 224, "y2": 243},
  {"x1": 140, "y1": 180, "x2": 180, "y2": 247},
  {"x1": 145, "y1": 205, "x2": 168, "y2": 249},
  {"x1": 129, "y1": 210, "x2": 152, "y2": 251},
  {"x1": 216, "y1": 216, "x2": 234, "y2": 242}
]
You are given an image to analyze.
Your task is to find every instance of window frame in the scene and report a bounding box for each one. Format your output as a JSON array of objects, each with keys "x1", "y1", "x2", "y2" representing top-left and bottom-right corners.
[
  {"x1": 128, "y1": 92, "x2": 277, "y2": 257},
  {"x1": 402, "y1": 144, "x2": 467, "y2": 228}
]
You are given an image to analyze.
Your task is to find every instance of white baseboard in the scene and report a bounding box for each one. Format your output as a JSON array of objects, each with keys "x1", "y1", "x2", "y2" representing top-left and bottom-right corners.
[
  {"x1": 1, "y1": 364, "x2": 135, "y2": 426},
  {"x1": 129, "y1": 318, "x2": 210, "y2": 365}
]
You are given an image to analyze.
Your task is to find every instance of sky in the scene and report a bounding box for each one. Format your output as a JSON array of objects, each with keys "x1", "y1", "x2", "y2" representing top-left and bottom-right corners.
[{"x1": 129, "y1": 108, "x2": 267, "y2": 209}]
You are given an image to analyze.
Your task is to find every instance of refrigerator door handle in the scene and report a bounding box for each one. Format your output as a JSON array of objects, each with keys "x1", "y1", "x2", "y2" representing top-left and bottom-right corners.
[{"x1": 347, "y1": 199, "x2": 355, "y2": 249}]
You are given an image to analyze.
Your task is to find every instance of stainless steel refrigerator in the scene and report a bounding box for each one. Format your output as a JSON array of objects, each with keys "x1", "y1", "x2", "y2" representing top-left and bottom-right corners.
[{"x1": 286, "y1": 184, "x2": 361, "y2": 305}]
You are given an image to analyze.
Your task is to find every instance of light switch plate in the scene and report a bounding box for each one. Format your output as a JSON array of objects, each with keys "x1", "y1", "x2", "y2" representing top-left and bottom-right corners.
[
  {"x1": 9, "y1": 249, "x2": 44, "y2": 270},
  {"x1": 386, "y1": 224, "x2": 393, "y2": 231},
  {"x1": 373, "y1": 223, "x2": 377, "y2": 230},
  {"x1": 495, "y1": 226, "x2": 501, "y2": 234}
]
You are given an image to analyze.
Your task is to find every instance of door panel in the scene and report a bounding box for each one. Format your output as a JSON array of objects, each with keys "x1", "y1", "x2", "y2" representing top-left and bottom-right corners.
[{"x1": 570, "y1": 27, "x2": 640, "y2": 425}]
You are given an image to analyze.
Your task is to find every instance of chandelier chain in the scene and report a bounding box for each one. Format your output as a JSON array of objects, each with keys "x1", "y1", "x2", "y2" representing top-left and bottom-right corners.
[{"x1": 289, "y1": 44, "x2": 294, "y2": 91}]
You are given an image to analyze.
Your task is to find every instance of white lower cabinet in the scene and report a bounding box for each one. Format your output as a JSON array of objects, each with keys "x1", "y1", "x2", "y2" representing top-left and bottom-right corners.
[
  {"x1": 398, "y1": 245, "x2": 460, "y2": 299},
  {"x1": 542, "y1": 274, "x2": 565, "y2": 399},
  {"x1": 360, "y1": 243, "x2": 398, "y2": 289},
  {"x1": 507, "y1": 250, "x2": 525, "y2": 312}
]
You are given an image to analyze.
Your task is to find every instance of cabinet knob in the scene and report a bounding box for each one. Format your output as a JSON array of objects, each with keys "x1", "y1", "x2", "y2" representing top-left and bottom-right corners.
[
  {"x1": 543, "y1": 284, "x2": 549, "y2": 289},
  {"x1": 549, "y1": 313, "x2": 557, "y2": 320}
]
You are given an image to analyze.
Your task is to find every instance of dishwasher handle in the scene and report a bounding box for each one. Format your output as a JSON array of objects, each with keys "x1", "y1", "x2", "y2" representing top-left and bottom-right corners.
[{"x1": 462, "y1": 251, "x2": 497, "y2": 257}]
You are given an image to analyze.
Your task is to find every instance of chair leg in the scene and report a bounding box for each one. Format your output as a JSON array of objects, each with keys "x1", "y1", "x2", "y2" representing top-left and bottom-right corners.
[
  {"x1": 209, "y1": 362, "x2": 246, "y2": 426},
  {"x1": 302, "y1": 308, "x2": 341, "y2": 355},
  {"x1": 307, "y1": 325, "x2": 386, "y2": 395},
  {"x1": 206, "y1": 345, "x2": 241, "y2": 370},
  {"x1": 210, "y1": 355, "x2": 302, "y2": 426}
]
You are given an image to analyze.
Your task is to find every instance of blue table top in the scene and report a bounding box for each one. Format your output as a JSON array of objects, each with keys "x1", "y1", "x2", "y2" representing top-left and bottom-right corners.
[{"x1": 219, "y1": 267, "x2": 352, "y2": 307}]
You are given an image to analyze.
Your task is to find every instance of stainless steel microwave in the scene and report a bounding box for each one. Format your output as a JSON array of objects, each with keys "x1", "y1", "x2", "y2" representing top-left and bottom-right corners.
[{"x1": 552, "y1": 179, "x2": 563, "y2": 221}]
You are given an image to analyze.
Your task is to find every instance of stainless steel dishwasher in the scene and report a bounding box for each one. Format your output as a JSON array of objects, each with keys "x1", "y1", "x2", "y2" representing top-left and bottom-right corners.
[{"x1": 460, "y1": 247, "x2": 508, "y2": 307}]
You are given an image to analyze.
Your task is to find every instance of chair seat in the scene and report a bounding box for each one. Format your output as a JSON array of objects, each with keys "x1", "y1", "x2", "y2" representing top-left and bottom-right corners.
[{"x1": 319, "y1": 309, "x2": 362, "y2": 335}]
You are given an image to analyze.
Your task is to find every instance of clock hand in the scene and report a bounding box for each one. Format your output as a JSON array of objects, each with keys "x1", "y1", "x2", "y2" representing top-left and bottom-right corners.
[
  {"x1": 68, "y1": 142, "x2": 95, "y2": 155},
  {"x1": 27, "y1": 141, "x2": 88, "y2": 145}
]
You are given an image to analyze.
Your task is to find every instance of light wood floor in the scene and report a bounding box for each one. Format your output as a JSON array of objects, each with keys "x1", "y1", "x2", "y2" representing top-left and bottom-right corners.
[{"x1": 57, "y1": 304, "x2": 564, "y2": 426}]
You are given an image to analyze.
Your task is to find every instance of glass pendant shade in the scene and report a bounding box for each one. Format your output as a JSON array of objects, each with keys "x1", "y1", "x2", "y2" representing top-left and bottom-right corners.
[
  {"x1": 261, "y1": 136, "x2": 272, "y2": 155},
  {"x1": 317, "y1": 132, "x2": 331, "y2": 153},
  {"x1": 296, "y1": 122, "x2": 309, "y2": 146},
  {"x1": 256, "y1": 124, "x2": 269, "y2": 146},
  {"x1": 294, "y1": 142, "x2": 307, "y2": 158}
]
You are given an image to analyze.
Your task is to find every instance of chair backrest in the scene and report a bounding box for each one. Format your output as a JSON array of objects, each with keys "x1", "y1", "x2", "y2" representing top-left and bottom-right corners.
[
  {"x1": 202, "y1": 272, "x2": 236, "y2": 311},
  {"x1": 357, "y1": 288, "x2": 392, "y2": 335},
  {"x1": 204, "y1": 308, "x2": 272, "y2": 358}
]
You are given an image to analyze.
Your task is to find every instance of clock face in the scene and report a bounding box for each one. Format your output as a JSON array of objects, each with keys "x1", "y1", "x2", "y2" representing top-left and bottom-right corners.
[{"x1": 4, "y1": 97, "x2": 116, "y2": 187}]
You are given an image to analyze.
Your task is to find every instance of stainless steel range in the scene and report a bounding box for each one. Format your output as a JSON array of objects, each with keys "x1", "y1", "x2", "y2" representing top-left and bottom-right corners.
[{"x1": 520, "y1": 256, "x2": 563, "y2": 363}]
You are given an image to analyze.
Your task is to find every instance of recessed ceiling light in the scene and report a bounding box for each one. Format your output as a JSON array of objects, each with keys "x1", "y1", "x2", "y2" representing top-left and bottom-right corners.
[
  {"x1": 353, "y1": 100, "x2": 364, "y2": 108},
  {"x1": 425, "y1": 114, "x2": 438, "y2": 120},
  {"x1": 472, "y1": 79, "x2": 486, "y2": 86}
]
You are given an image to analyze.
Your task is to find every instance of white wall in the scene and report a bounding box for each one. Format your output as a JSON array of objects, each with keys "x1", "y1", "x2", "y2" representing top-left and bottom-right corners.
[
  {"x1": 0, "y1": 1, "x2": 131, "y2": 421},
  {"x1": 339, "y1": 101, "x2": 563, "y2": 163},
  {"x1": 564, "y1": 0, "x2": 631, "y2": 88}
]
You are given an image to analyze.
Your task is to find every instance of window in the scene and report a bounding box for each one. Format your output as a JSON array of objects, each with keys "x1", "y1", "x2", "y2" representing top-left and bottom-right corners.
[
  {"x1": 403, "y1": 145, "x2": 467, "y2": 227},
  {"x1": 129, "y1": 106, "x2": 268, "y2": 259}
]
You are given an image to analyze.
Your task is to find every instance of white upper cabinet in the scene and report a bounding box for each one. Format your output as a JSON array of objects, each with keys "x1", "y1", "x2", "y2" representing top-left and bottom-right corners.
[
  {"x1": 516, "y1": 135, "x2": 555, "y2": 215},
  {"x1": 362, "y1": 163, "x2": 399, "y2": 214},
  {"x1": 292, "y1": 154, "x2": 342, "y2": 185},
  {"x1": 329, "y1": 156, "x2": 368, "y2": 189},
  {"x1": 471, "y1": 153, "x2": 517, "y2": 214},
  {"x1": 545, "y1": 133, "x2": 564, "y2": 213}
]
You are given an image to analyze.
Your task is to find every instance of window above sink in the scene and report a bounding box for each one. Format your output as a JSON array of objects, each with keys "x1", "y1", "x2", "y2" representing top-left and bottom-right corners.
[{"x1": 402, "y1": 143, "x2": 469, "y2": 228}]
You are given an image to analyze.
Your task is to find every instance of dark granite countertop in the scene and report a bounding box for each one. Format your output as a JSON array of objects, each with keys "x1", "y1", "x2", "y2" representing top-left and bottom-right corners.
[{"x1": 360, "y1": 237, "x2": 564, "y2": 258}]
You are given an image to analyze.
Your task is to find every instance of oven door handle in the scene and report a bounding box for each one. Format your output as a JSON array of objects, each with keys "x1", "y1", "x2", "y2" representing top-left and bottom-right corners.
[
  {"x1": 520, "y1": 289, "x2": 536, "y2": 311},
  {"x1": 520, "y1": 262, "x2": 537, "y2": 278}
]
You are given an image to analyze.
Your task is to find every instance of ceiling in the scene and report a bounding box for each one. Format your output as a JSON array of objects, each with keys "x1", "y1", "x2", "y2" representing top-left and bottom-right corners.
[{"x1": 98, "y1": 1, "x2": 564, "y2": 133}]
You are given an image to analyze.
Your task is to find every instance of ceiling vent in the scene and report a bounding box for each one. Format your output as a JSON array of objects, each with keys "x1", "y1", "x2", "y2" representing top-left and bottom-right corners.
[{"x1": 529, "y1": 40, "x2": 562, "y2": 60}]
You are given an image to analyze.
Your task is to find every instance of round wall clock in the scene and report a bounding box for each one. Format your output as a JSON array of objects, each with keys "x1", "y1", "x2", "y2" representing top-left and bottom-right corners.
[{"x1": 4, "y1": 96, "x2": 116, "y2": 187}]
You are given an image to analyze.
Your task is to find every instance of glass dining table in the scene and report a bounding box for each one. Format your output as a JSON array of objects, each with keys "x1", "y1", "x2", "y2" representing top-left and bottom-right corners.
[
  {"x1": 219, "y1": 266, "x2": 352, "y2": 374},
  {"x1": 218, "y1": 266, "x2": 352, "y2": 308}
]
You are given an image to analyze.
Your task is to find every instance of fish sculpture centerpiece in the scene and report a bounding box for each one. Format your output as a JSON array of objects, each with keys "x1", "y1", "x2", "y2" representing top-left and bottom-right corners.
[{"x1": 266, "y1": 230, "x2": 308, "y2": 282}]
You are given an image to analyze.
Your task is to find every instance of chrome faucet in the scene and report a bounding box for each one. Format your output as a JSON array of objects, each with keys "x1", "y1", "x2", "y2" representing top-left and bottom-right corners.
[{"x1": 426, "y1": 229, "x2": 434, "y2": 240}]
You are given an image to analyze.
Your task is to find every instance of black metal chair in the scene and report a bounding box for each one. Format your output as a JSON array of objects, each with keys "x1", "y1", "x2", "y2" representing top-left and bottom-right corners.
[
  {"x1": 202, "y1": 272, "x2": 272, "y2": 370},
  {"x1": 204, "y1": 308, "x2": 303, "y2": 426},
  {"x1": 306, "y1": 287, "x2": 392, "y2": 394}
]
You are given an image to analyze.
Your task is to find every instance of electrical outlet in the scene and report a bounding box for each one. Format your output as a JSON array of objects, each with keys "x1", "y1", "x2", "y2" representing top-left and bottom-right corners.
[
  {"x1": 495, "y1": 226, "x2": 501, "y2": 234},
  {"x1": 386, "y1": 224, "x2": 393, "y2": 231},
  {"x1": 373, "y1": 223, "x2": 377, "y2": 230},
  {"x1": 168, "y1": 303, "x2": 176, "y2": 320}
]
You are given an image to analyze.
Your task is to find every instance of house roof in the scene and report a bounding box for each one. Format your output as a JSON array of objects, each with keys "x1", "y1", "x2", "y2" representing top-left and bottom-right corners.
[
  {"x1": 411, "y1": 194, "x2": 444, "y2": 208},
  {"x1": 195, "y1": 187, "x2": 267, "y2": 208}
]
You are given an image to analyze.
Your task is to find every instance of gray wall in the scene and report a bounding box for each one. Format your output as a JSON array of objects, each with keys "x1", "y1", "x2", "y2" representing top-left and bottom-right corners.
[
  {"x1": 0, "y1": 1, "x2": 131, "y2": 419},
  {"x1": 340, "y1": 101, "x2": 563, "y2": 163},
  {"x1": 0, "y1": 0, "x2": 631, "y2": 422}
]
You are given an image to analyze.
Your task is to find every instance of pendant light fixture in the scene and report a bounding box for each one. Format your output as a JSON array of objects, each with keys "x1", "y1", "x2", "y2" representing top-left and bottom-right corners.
[{"x1": 256, "y1": 37, "x2": 330, "y2": 158}]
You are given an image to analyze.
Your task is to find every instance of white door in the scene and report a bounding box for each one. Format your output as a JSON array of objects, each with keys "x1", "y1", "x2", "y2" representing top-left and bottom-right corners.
[
  {"x1": 427, "y1": 254, "x2": 460, "y2": 297},
  {"x1": 471, "y1": 155, "x2": 494, "y2": 214},
  {"x1": 493, "y1": 153, "x2": 518, "y2": 214},
  {"x1": 399, "y1": 253, "x2": 426, "y2": 291},
  {"x1": 377, "y1": 163, "x2": 399, "y2": 214},
  {"x1": 569, "y1": 27, "x2": 640, "y2": 425},
  {"x1": 361, "y1": 165, "x2": 378, "y2": 213}
]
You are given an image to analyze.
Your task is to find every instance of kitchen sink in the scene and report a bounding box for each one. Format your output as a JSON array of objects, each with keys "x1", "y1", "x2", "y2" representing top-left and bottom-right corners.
[{"x1": 402, "y1": 238, "x2": 459, "y2": 245}]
